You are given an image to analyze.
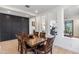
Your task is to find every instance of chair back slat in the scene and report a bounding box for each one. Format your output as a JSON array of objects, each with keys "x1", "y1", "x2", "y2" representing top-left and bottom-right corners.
[{"x1": 45, "y1": 38, "x2": 54, "y2": 52}]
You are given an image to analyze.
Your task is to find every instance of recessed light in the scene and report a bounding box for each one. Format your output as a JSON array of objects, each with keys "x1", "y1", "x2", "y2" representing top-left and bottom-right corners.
[
  {"x1": 35, "y1": 10, "x2": 38, "y2": 14},
  {"x1": 25, "y1": 15, "x2": 29, "y2": 17},
  {"x1": 7, "y1": 11, "x2": 11, "y2": 13}
]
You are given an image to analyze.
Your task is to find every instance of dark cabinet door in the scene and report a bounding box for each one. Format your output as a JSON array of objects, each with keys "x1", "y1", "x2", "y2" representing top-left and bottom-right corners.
[
  {"x1": 21, "y1": 18, "x2": 29, "y2": 33},
  {"x1": 0, "y1": 14, "x2": 8, "y2": 41},
  {"x1": 0, "y1": 13, "x2": 29, "y2": 41},
  {"x1": 0, "y1": 15, "x2": 12, "y2": 41}
]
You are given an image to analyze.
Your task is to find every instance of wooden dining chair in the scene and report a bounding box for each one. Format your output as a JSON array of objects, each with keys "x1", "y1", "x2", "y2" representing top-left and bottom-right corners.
[
  {"x1": 16, "y1": 32, "x2": 29, "y2": 54},
  {"x1": 21, "y1": 32, "x2": 32, "y2": 54},
  {"x1": 34, "y1": 32, "x2": 39, "y2": 37},
  {"x1": 40, "y1": 32, "x2": 46, "y2": 38},
  {"x1": 21, "y1": 34, "x2": 34, "y2": 54},
  {"x1": 23, "y1": 41, "x2": 34, "y2": 54},
  {"x1": 28, "y1": 35, "x2": 34, "y2": 39},
  {"x1": 34, "y1": 37, "x2": 54, "y2": 54},
  {"x1": 16, "y1": 32, "x2": 23, "y2": 53}
]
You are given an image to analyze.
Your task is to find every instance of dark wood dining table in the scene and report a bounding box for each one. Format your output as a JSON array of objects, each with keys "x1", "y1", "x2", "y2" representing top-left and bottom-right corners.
[
  {"x1": 21, "y1": 35, "x2": 55, "y2": 54},
  {"x1": 25, "y1": 37, "x2": 47, "y2": 47}
]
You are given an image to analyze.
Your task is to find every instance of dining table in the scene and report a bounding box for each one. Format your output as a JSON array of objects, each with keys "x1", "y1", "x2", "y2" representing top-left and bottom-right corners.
[
  {"x1": 25, "y1": 36, "x2": 47, "y2": 48},
  {"x1": 21, "y1": 35, "x2": 55, "y2": 54}
]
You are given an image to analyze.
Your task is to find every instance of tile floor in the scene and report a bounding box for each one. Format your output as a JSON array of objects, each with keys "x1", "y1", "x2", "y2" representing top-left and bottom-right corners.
[{"x1": 0, "y1": 39, "x2": 77, "y2": 54}]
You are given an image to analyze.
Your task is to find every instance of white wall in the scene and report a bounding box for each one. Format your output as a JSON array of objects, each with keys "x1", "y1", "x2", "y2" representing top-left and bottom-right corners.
[
  {"x1": 54, "y1": 7, "x2": 66, "y2": 51},
  {"x1": 29, "y1": 17, "x2": 35, "y2": 34},
  {"x1": 73, "y1": 19, "x2": 79, "y2": 37},
  {"x1": 29, "y1": 9, "x2": 57, "y2": 36},
  {"x1": 29, "y1": 7, "x2": 79, "y2": 53}
]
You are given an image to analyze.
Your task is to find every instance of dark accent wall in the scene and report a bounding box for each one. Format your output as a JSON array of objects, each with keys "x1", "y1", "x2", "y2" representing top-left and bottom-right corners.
[{"x1": 0, "y1": 13, "x2": 29, "y2": 41}]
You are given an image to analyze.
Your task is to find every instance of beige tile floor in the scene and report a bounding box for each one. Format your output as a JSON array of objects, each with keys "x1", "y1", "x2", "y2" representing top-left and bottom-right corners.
[{"x1": 0, "y1": 39, "x2": 77, "y2": 54}]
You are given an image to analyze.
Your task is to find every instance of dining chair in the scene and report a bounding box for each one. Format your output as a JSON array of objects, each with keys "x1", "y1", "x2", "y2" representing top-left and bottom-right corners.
[
  {"x1": 40, "y1": 32, "x2": 46, "y2": 38},
  {"x1": 16, "y1": 32, "x2": 29, "y2": 54},
  {"x1": 28, "y1": 35, "x2": 34, "y2": 39},
  {"x1": 23, "y1": 41, "x2": 34, "y2": 54},
  {"x1": 34, "y1": 32, "x2": 39, "y2": 37},
  {"x1": 16, "y1": 32, "x2": 23, "y2": 53},
  {"x1": 21, "y1": 32, "x2": 32, "y2": 54},
  {"x1": 34, "y1": 37, "x2": 54, "y2": 54},
  {"x1": 22, "y1": 34, "x2": 35, "y2": 54}
]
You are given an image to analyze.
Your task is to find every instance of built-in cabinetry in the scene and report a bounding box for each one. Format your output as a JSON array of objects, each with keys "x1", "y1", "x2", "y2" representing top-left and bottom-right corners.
[{"x1": 0, "y1": 13, "x2": 29, "y2": 41}]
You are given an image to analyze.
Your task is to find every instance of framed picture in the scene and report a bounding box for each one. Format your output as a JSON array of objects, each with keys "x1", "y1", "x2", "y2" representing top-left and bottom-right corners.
[
  {"x1": 32, "y1": 21, "x2": 35, "y2": 26},
  {"x1": 64, "y1": 20, "x2": 73, "y2": 37}
]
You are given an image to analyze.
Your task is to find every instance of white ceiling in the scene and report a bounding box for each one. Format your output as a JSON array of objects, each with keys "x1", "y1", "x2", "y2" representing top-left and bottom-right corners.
[
  {"x1": 64, "y1": 5, "x2": 79, "y2": 19},
  {"x1": 0, "y1": 5, "x2": 79, "y2": 19},
  {"x1": 0, "y1": 5, "x2": 58, "y2": 18},
  {"x1": 7, "y1": 5, "x2": 58, "y2": 14}
]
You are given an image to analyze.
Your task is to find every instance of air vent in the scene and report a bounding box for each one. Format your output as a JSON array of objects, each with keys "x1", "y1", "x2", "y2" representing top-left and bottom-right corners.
[{"x1": 25, "y1": 5, "x2": 30, "y2": 8}]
